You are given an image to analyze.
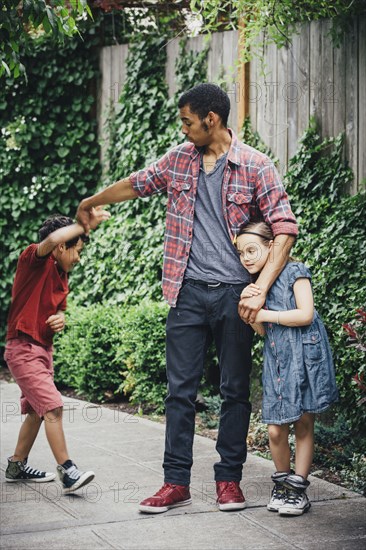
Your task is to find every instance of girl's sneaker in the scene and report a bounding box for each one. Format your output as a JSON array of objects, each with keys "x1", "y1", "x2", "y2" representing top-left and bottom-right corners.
[
  {"x1": 278, "y1": 489, "x2": 311, "y2": 516},
  {"x1": 278, "y1": 474, "x2": 311, "y2": 516},
  {"x1": 57, "y1": 460, "x2": 95, "y2": 494},
  {"x1": 5, "y1": 457, "x2": 56, "y2": 483},
  {"x1": 267, "y1": 471, "x2": 289, "y2": 512}
]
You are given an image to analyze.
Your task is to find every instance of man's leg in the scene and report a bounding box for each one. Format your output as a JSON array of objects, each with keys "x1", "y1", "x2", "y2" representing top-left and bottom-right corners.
[
  {"x1": 211, "y1": 286, "x2": 253, "y2": 482},
  {"x1": 163, "y1": 282, "x2": 211, "y2": 485}
]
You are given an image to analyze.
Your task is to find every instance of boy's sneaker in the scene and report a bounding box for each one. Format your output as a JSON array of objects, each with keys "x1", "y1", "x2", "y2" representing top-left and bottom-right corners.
[
  {"x1": 278, "y1": 473, "x2": 311, "y2": 516},
  {"x1": 5, "y1": 457, "x2": 56, "y2": 483},
  {"x1": 267, "y1": 471, "x2": 289, "y2": 512},
  {"x1": 278, "y1": 489, "x2": 311, "y2": 516},
  {"x1": 57, "y1": 460, "x2": 95, "y2": 494}
]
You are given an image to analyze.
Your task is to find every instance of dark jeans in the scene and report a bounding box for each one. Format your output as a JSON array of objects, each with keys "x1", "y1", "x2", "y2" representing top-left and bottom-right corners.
[{"x1": 163, "y1": 279, "x2": 253, "y2": 485}]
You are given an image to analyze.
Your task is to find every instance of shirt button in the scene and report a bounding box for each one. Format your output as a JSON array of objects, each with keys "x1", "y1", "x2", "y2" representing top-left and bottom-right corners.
[
  {"x1": 277, "y1": 378, "x2": 281, "y2": 383},
  {"x1": 269, "y1": 323, "x2": 273, "y2": 328},
  {"x1": 271, "y1": 341, "x2": 275, "y2": 347},
  {"x1": 278, "y1": 395, "x2": 282, "y2": 400}
]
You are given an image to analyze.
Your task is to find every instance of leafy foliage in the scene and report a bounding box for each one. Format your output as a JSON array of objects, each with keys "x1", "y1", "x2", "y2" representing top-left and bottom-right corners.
[
  {"x1": 0, "y1": 0, "x2": 92, "y2": 79},
  {"x1": 53, "y1": 302, "x2": 126, "y2": 402},
  {"x1": 343, "y1": 308, "x2": 366, "y2": 407},
  {"x1": 191, "y1": 0, "x2": 366, "y2": 62},
  {"x1": 116, "y1": 301, "x2": 169, "y2": 413},
  {"x1": 0, "y1": 28, "x2": 101, "y2": 349}
]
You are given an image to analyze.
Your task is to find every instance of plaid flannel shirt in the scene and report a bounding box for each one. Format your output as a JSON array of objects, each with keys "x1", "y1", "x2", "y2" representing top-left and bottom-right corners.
[{"x1": 130, "y1": 130, "x2": 298, "y2": 307}]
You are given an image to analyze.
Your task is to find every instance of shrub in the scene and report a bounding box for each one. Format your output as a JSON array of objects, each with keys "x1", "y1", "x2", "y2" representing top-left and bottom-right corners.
[
  {"x1": 54, "y1": 303, "x2": 125, "y2": 402},
  {"x1": 116, "y1": 301, "x2": 169, "y2": 413}
]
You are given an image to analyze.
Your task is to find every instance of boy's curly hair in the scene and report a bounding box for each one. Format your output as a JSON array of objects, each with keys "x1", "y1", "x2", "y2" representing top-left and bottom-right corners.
[{"x1": 38, "y1": 214, "x2": 89, "y2": 249}]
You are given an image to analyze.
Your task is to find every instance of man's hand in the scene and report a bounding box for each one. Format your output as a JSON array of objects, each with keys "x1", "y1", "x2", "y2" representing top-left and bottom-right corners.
[
  {"x1": 46, "y1": 313, "x2": 65, "y2": 333},
  {"x1": 89, "y1": 206, "x2": 111, "y2": 230},
  {"x1": 76, "y1": 199, "x2": 92, "y2": 234},
  {"x1": 238, "y1": 291, "x2": 266, "y2": 324}
]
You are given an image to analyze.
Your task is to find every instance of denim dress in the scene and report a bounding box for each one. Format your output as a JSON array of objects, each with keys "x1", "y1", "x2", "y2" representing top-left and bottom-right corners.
[{"x1": 262, "y1": 262, "x2": 339, "y2": 425}]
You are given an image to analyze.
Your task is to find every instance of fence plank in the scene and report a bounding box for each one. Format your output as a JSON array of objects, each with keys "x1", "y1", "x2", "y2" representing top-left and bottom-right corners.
[
  {"x1": 321, "y1": 19, "x2": 334, "y2": 138},
  {"x1": 297, "y1": 23, "x2": 310, "y2": 142},
  {"x1": 333, "y1": 32, "x2": 346, "y2": 143},
  {"x1": 287, "y1": 32, "x2": 300, "y2": 160},
  {"x1": 309, "y1": 20, "x2": 322, "y2": 132},
  {"x1": 345, "y1": 17, "x2": 359, "y2": 193},
  {"x1": 276, "y1": 44, "x2": 288, "y2": 176},
  {"x1": 358, "y1": 17, "x2": 366, "y2": 190}
]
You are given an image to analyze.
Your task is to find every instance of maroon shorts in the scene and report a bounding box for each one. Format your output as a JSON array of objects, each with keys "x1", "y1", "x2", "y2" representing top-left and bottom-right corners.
[{"x1": 4, "y1": 335, "x2": 63, "y2": 417}]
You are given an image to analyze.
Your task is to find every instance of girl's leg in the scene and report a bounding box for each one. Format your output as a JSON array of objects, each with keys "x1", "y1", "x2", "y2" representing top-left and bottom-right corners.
[
  {"x1": 294, "y1": 413, "x2": 315, "y2": 478},
  {"x1": 12, "y1": 412, "x2": 43, "y2": 461},
  {"x1": 44, "y1": 407, "x2": 69, "y2": 465},
  {"x1": 268, "y1": 424, "x2": 291, "y2": 472}
]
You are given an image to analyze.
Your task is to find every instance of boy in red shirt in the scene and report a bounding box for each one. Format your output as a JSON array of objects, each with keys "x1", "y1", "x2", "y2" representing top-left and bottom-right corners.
[{"x1": 4, "y1": 208, "x2": 110, "y2": 493}]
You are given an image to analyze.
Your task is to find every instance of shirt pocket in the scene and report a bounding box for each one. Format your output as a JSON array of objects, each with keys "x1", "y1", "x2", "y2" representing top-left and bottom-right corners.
[
  {"x1": 169, "y1": 178, "x2": 192, "y2": 215},
  {"x1": 226, "y1": 191, "x2": 252, "y2": 231},
  {"x1": 302, "y1": 332, "x2": 325, "y2": 365}
]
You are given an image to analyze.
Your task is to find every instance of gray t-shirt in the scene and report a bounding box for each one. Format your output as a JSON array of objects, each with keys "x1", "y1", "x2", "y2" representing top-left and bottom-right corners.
[{"x1": 185, "y1": 153, "x2": 250, "y2": 283}]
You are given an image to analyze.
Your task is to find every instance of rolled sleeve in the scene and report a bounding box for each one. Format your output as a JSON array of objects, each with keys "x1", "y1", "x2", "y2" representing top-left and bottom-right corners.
[
  {"x1": 256, "y1": 158, "x2": 298, "y2": 237},
  {"x1": 129, "y1": 150, "x2": 170, "y2": 198}
]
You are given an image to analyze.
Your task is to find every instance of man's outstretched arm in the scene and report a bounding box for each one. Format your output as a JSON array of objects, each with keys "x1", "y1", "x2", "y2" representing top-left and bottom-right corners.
[{"x1": 76, "y1": 177, "x2": 138, "y2": 233}]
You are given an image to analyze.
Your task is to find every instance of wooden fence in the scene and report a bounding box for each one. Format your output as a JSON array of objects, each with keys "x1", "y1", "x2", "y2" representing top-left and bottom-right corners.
[
  {"x1": 98, "y1": 18, "x2": 365, "y2": 192},
  {"x1": 249, "y1": 17, "x2": 366, "y2": 193}
]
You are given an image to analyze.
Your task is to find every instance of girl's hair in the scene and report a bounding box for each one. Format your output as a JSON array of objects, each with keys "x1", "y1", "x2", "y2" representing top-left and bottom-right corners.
[
  {"x1": 237, "y1": 221, "x2": 297, "y2": 262},
  {"x1": 237, "y1": 221, "x2": 274, "y2": 243}
]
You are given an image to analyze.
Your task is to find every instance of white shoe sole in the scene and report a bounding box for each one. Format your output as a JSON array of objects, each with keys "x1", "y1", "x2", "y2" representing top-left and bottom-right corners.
[
  {"x1": 6, "y1": 473, "x2": 56, "y2": 483},
  {"x1": 267, "y1": 503, "x2": 282, "y2": 512},
  {"x1": 139, "y1": 498, "x2": 192, "y2": 514},
  {"x1": 63, "y1": 471, "x2": 95, "y2": 494},
  {"x1": 279, "y1": 503, "x2": 311, "y2": 516},
  {"x1": 218, "y1": 501, "x2": 247, "y2": 511}
]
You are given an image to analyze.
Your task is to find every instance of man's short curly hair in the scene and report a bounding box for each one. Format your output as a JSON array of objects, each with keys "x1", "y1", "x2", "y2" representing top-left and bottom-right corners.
[
  {"x1": 38, "y1": 214, "x2": 89, "y2": 249},
  {"x1": 178, "y1": 83, "x2": 231, "y2": 127}
]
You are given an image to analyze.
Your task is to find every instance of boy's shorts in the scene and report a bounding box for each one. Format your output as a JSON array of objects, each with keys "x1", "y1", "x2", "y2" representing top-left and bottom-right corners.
[{"x1": 4, "y1": 334, "x2": 63, "y2": 418}]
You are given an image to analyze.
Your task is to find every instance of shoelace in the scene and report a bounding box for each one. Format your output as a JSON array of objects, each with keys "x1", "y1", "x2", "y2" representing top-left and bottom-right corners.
[
  {"x1": 285, "y1": 489, "x2": 304, "y2": 505},
  {"x1": 24, "y1": 466, "x2": 42, "y2": 476},
  {"x1": 219, "y1": 481, "x2": 240, "y2": 496},
  {"x1": 272, "y1": 484, "x2": 286, "y2": 499},
  {"x1": 155, "y1": 483, "x2": 177, "y2": 497},
  {"x1": 66, "y1": 464, "x2": 82, "y2": 480}
]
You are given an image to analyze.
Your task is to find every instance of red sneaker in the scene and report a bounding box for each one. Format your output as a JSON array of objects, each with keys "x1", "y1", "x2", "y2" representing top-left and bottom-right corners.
[
  {"x1": 216, "y1": 481, "x2": 246, "y2": 511},
  {"x1": 139, "y1": 483, "x2": 192, "y2": 514}
]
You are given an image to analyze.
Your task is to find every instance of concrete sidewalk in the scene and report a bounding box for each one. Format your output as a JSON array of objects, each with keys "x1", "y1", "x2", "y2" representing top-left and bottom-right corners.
[{"x1": 1, "y1": 379, "x2": 365, "y2": 550}]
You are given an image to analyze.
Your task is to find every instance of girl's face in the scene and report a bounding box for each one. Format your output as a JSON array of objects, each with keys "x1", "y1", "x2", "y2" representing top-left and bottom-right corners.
[{"x1": 236, "y1": 233, "x2": 273, "y2": 274}]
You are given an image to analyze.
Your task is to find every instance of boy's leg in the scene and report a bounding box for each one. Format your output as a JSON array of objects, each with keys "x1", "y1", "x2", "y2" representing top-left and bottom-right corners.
[
  {"x1": 293, "y1": 412, "x2": 315, "y2": 478},
  {"x1": 12, "y1": 411, "x2": 43, "y2": 461},
  {"x1": 44, "y1": 407, "x2": 69, "y2": 465},
  {"x1": 268, "y1": 423, "x2": 291, "y2": 472}
]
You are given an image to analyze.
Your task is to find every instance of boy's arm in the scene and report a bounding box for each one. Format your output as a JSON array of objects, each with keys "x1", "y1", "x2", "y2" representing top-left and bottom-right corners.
[
  {"x1": 255, "y1": 278, "x2": 314, "y2": 327},
  {"x1": 37, "y1": 207, "x2": 110, "y2": 258}
]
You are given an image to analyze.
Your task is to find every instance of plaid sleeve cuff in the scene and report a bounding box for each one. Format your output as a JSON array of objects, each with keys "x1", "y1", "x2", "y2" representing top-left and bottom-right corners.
[
  {"x1": 271, "y1": 221, "x2": 299, "y2": 237},
  {"x1": 129, "y1": 171, "x2": 147, "y2": 198}
]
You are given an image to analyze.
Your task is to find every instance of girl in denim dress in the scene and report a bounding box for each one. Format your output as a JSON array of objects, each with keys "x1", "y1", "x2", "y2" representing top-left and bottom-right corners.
[{"x1": 236, "y1": 222, "x2": 338, "y2": 517}]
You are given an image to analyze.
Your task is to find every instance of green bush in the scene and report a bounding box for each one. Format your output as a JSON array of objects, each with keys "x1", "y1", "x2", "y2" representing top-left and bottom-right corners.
[
  {"x1": 116, "y1": 301, "x2": 169, "y2": 413},
  {"x1": 54, "y1": 303, "x2": 125, "y2": 402}
]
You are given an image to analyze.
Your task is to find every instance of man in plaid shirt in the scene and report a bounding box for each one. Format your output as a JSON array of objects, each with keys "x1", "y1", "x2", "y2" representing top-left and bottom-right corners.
[{"x1": 77, "y1": 83, "x2": 298, "y2": 513}]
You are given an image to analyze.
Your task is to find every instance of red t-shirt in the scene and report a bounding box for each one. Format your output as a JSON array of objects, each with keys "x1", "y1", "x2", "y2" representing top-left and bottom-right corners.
[{"x1": 6, "y1": 244, "x2": 69, "y2": 346}]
